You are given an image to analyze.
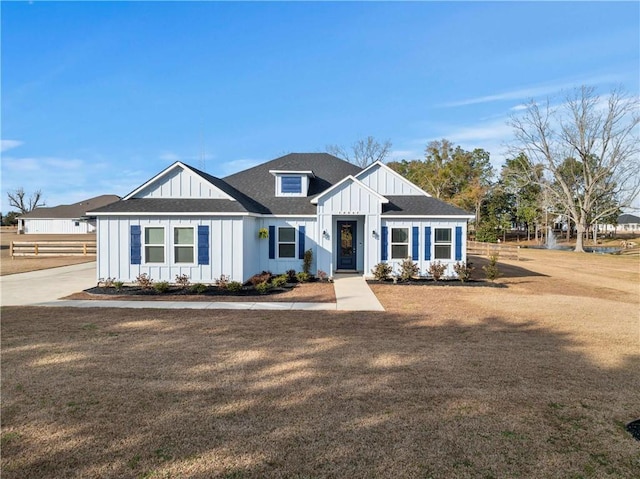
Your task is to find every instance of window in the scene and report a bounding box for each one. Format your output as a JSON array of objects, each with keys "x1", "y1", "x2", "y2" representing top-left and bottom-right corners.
[
  {"x1": 434, "y1": 228, "x2": 452, "y2": 259},
  {"x1": 281, "y1": 176, "x2": 302, "y2": 194},
  {"x1": 144, "y1": 227, "x2": 165, "y2": 263},
  {"x1": 278, "y1": 227, "x2": 296, "y2": 258},
  {"x1": 391, "y1": 228, "x2": 409, "y2": 259},
  {"x1": 74, "y1": 221, "x2": 80, "y2": 227},
  {"x1": 174, "y1": 227, "x2": 194, "y2": 263}
]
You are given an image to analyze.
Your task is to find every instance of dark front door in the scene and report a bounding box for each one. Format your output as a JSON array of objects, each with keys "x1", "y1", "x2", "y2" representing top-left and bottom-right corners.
[{"x1": 337, "y1": 221, "x2": 357, "y2": 270}]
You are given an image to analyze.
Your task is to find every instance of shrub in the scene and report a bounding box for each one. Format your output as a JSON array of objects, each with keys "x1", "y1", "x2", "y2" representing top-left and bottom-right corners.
[
  {"x1": 99, "y1": 277, "x2": 116, "y2": 288},
  {"x1": 453, "y1": 262, "x2": 474, "y2": 282},
  {"x1": 136, "y1": 273, "x2": 154, "y2": 290},
  {"x1": 302, "y1": 249, "x2": 313, "y2": 274},
  {"x1": 254, "y1": 281, "x2": 273, "y2": 294},
  {"x1": 248, "y1": 271, "x2": 272, "y2": 286},
  {"x1": 113, "y1": 281, "x2": 124, "y2": 291},
  {"x1": 175, "y1": 274, "x2": 190, "y2": 289},
  {"x1": 154, "y1": 281, "x2": 170, "y2": 293},
  {"x1": 272, "y1": 275, "x2": 288, "y2": 288},
  {"x1": 227, "y1": 281, "x2": 243, "y2": 292},
  {"x1": 216, "y1": 275, "x2": 230, "y2": 289},
  {"x1": 371, "y1": 262, "x2": 392, "y2": 281},
  {"x1": 399, "y1": 258, "x2": 420, "y2": 282},
  {"x1": 296, "y1": 272, "x2": 311, "y2": 283},
  {"x1": 284, "y1": 269, "x2": 297, "y2": 282},
  {"x1": 427, "y1": 261, "x2": 447, "y2": 281},
  {"x1": 316, "y1": 269, "x2": 328, "y2": 282},
  {"x1": 189, "y1": 283, "x2": 208, "y2": 294},
  {"x1": 483, "y1": 255, "x2": 501, "y2": 282}
]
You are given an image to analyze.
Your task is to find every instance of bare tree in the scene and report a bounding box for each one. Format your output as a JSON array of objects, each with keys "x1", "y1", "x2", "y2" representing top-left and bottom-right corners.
[
  {"x1": 7, "y1": 188, "x2": 45, "y2": 214},
  {"x1": 326, "y1": 136, "x2": 392, "y2": 168},
  {"x1": 509, "y1": 86, "x2": 639, "y2": 252}
]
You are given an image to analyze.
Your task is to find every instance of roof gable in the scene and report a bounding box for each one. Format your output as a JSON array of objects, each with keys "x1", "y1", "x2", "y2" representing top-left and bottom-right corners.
[
  {"x1": 310, "y1": 175, "x2": 388, "y2": 205},
  {"x1": 355, "y1": 161, "x2": 430, "y2": 197},
  {"x1": 124, "y1": 162, "x2": 235, "y2": 201}
]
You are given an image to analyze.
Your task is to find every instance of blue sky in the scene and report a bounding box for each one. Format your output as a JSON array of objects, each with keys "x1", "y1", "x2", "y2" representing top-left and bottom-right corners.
[{"x1": 2, "y1": 1, "x2": 639, "y2": 210}]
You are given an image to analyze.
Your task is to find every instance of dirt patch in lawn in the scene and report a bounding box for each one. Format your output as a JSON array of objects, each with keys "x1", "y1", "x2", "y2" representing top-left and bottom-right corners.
[
  {"x1": 64, "y1": 281, "x2": 336, "y2": 303},
  {"x1": 0, "y1": 230, "x2": 95, "y2": 276},
  {"x1": 1, "y1": 248, "x2": 639, "y2": 478}
]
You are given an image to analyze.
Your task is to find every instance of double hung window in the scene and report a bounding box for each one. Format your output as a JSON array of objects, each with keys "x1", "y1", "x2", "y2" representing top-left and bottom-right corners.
[
  {"x1": 391, "y1": 228, "x2": 409, "y2": 259},
  {"x1": 434, "y1": 228, "x2": 452, "y2": 259},
  {"x1": 278, "y1": 227, "x2": 296, "y2": 258},
  {"x1": 174, "y1": 227, "x2": 195, "y2": 263},
  {"x1": 144, "y1": 227, "x2": 165, "y2": 263}
]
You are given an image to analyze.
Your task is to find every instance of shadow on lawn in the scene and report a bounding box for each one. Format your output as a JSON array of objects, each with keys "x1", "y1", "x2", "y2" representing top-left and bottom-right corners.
[
  {"x1": 1, "y1": 307, "x2": 638, "y2": 478},
  {"x1": 469, "y1": 255, "x2": 549, "y2": 280}
]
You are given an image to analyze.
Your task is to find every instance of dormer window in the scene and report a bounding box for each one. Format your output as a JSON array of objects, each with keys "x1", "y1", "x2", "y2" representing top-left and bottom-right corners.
[
  {"x1": 281, "y1": 176, "x2": 302, "y2": 194},
  {"x1": 270, "y1": 170, "x2": 315, "y2": 197}
]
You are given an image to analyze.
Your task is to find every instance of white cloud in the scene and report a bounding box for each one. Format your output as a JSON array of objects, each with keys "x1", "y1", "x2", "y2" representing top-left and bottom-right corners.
[
  {"x1": 440, "y1": 73, "x2": 625, "y2": 108},
  {"x1": 1, "y1": 140, "x2": 23, "y2": 153}
]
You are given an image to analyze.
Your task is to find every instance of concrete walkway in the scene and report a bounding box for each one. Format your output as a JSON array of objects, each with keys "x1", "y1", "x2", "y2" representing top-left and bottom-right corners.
[
  {"x1": 333, "y1": 274, "x2": 385, "y2": 311},
  {"x1": 1, "y1": 263, "x2": 384, "y2": 311}
]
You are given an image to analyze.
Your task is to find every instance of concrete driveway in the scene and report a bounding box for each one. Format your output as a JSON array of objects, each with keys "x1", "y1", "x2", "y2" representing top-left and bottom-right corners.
[{"x1": 0, "y1": 262, "x2": 96, "y2": 306}]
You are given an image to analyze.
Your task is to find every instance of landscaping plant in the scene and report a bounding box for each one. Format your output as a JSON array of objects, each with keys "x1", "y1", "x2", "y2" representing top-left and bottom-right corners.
[
  {"x1": 399, "y1": 258, "x2": 420, "y2": 282},
  {"x1": 427, "y1": 261, "x2": 447, "y2": 281},
  {"x1": 189, "y1": 283, "x2": 208, "y2": 294},
  {"x1": 296, "y1": 272, "x2": 311, "y2": 283},
  {"x1": 154, "y1": 281, "x2": 170, "y2": 293},
  {"x1": 175, "y1": 274, "x2": 190, "y2": 289},
  {"x1": 371, "y1": 262, "x2": 392, "y2": 281},
  {"x1": 302, "y1": 249, "x2": 313, "y2": 274},
  {"x1": 135, "y1": 273, "x2": 153, "y2": 290},
  {"x1": 254, "y1": 281, "x2": 273, "y2": 294},
  {"x1": 483, "y1": 255, "x2": 501, "y2": 282},
  {"x1": 272, "y1": 275, "x2": 288, "y2": 288},
  {"x1": 453, "y1": 261, "x2": 474, "y2": 283},
  {"x1": 216, "y1": 275, "x2": 230, "y2": 289},
  {"x1": 226, "y1": 281, "x2": 243, "y2": 292}
]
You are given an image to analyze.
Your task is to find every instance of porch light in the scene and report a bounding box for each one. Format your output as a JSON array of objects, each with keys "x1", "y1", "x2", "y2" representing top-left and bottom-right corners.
[{"x1": 372, "y1": 230, "x2": 378, "y2": 238}]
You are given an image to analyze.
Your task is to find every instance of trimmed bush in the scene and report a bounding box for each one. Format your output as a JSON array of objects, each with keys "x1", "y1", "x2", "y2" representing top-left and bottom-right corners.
[
  {"x1": 227, "y1": 281, "x2": 243, "y2": 292},
  {"x1": 255, "y1": 281, "x2": 273, "y2": 294},
  {"x1": 453, "y1": 262, "x2": 474, "y2": 282},
  {"x1": 272, "y1": 275, "x2": 288, "y2": 288},
  {"x1": 427, "y1": 261, "x2": 447, "y2": 281},
  {"x1": 371, "y1": 263, "x2": 392, "y2": 281},
  {"x1": 399, "y1": 258, "x2": 419, "y2": 282},
  {"x1": 154, "y1": 281, "x2": 170, "y2": 293},
  {"x1": 296, "y1": 272, "x2": 311, "y2": 283},
  {"x1": 189, "y1": 283, "x2": 208, "y2": 294}
]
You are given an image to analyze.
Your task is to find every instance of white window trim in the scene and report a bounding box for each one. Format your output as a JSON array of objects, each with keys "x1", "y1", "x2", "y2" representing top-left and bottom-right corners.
[
  {"x1": 143, "y1": 225, "x2": 167, "y2": 265},
  {"x1": 172, "y1": 225, "x2": 196, "y2": 265},
  {"x1": 434, "y1": 227, "x2": 453, "y2": 260},
  {"x1": 275, "y1": 174, "x2": 308, "y2": 197},
  {"x1": 390, "y1": 227, "x2": 410, "y2": 259},
  {"x1": 277, "y1": 226, "x2": 297, "y2": 259}
]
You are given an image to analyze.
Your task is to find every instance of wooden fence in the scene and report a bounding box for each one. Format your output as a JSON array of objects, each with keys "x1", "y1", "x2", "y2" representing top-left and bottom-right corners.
[
  {"x1": 467, "y1": 240, "x2": 520, "y2": 260},
  {"x1": 11, "y1": 241, "x2": 96, "y2": 258}
]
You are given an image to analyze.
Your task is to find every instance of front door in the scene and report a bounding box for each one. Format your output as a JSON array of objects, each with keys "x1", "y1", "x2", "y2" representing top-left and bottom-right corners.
[{"x1": 337, "y1": 221, "x2": 357, "y2": 270}]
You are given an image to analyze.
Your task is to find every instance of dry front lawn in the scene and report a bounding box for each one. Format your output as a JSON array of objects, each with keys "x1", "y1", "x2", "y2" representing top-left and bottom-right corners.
[{"x1": 2, "y1": 249, "x2": 639, "y2": 478}]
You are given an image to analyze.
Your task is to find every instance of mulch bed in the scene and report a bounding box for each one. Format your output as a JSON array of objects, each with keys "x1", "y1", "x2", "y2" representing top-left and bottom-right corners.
[
  {"x1": 366, "y1": 279, "x2": 506, "y2": 288},
  {"x1": 63, "y1": 281, "x2": 336, "y2": 303}
]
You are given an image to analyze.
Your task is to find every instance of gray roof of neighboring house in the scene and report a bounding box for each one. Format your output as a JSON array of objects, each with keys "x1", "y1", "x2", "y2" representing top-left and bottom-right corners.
[
  {"x1": 618, "y1": 214, "x2": 640, "y2": 224},
  {"x1": 90, "y1": 154, "x2": 471, "y2": 218},
  {"x1": 383, "y1": 196, "x2": 473, "y2": 216},
  {"x1": 19, "y1": 195, "x2": 120, "y2": 219}
]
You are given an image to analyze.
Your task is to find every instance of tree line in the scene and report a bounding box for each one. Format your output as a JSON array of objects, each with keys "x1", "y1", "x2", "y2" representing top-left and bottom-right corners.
[{"x1": 338, "y1": 87, "x2": 639, "y2": 252}]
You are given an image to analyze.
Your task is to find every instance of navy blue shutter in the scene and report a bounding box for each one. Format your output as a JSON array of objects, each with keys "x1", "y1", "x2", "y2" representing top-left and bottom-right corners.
[
  {"x1": 197, "y1": 225, "x2": 209, "y2": 265},
  {"x1": 381, "y1": 226, "x2": 388, "y2": 261},
  {"x1": 412, "y1": 227, "x2": 419, "y2": 261},
  {"x1": 268, "y1": 226, "x2": 275, "y2": 259},
  {"x1": 424, "y1": 227, "x2": 431, "y2": 261},
  {"x1": 455, "y1": 226, "x2": 463, "y2": 261},
  {"x1": 130, "y1": 225, "x2": 141, "y2": 265},
  {"x1": 298, "y1": 225, "x2": 306, "y2": 259}
]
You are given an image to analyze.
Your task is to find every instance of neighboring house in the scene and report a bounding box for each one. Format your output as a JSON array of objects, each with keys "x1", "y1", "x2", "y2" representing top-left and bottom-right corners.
[
  {"x1": 18, "y1": 195, "x2": 120, "y2": 234},
  {"x1": 89, "y1": 153, "x2": 473, "y2": 283},
  {"x1": 601, "y1": 214, "x2": 640, "y2": 235}
]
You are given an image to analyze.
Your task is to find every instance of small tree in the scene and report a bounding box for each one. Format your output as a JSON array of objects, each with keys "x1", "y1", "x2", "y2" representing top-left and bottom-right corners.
[
  {"x1": 482, "y1": 255, "x2": 501, "y2": 282},
  {"x1": 302, "y1": 249, "x2": 313, "y2": 274}
]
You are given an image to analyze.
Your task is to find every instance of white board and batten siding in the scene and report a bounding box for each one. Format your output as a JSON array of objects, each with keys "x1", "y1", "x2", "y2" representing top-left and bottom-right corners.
[
  {"x1": 23, "y1": 218, "x2": 95, "y2": 234},
  {"x1": 96, "y1": 216, "x2": 244, "y2": 283},
  {"x1": 315, "y1": 178, "x2": 383, "y2": 276},
  {"x1": 253, "y1": 217, "x2": 318, "y2": 276},
  {"x1": 134, "y1": 165, "x2": 231, "y2": 199},
  {"x1": 356, "y1": 163, "x2": 425, "y2": 196},
  {"x1": 381, "y1": 219, "x2": 467, "y2": 278}
]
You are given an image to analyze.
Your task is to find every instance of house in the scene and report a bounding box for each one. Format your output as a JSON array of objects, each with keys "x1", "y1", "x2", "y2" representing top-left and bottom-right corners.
[
  {"x1": 17, "y1": 194, "x2": 120, "y2": 234},
  {"x1": 600, "y1": 213, "x2": 640, "y2": 235},
  {"x1": 89, "y1": 153, "x2": 473, "y2": 283}
]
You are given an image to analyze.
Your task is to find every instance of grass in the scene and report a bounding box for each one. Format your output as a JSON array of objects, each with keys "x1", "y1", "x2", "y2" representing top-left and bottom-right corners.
[{"x1": 1, "y1": 248, "x2": 639, "y2": 478}]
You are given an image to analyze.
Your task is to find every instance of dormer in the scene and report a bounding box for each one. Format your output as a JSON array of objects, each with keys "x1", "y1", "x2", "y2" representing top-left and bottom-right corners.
[{"x1": 269, "y1": 170, "x2": 315, "y2": 197}]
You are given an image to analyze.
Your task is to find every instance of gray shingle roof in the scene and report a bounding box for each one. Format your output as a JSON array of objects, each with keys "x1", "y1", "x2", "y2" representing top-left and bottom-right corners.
[
  {"x1": 20, "y1": 195, "x2": 120, "y2": 219},
  {"x1": 89, "y1": 198, "x2": 248, "y2": 214},
  {"x1": 382, "y1": 196, "x2": 472, "y2": 216},
  {"x1": 618, "y1": 214, "x2": 640, "y2": 224},
  {"x1": 223, "y1": 153, "x2": 362, "y2": 214}
]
